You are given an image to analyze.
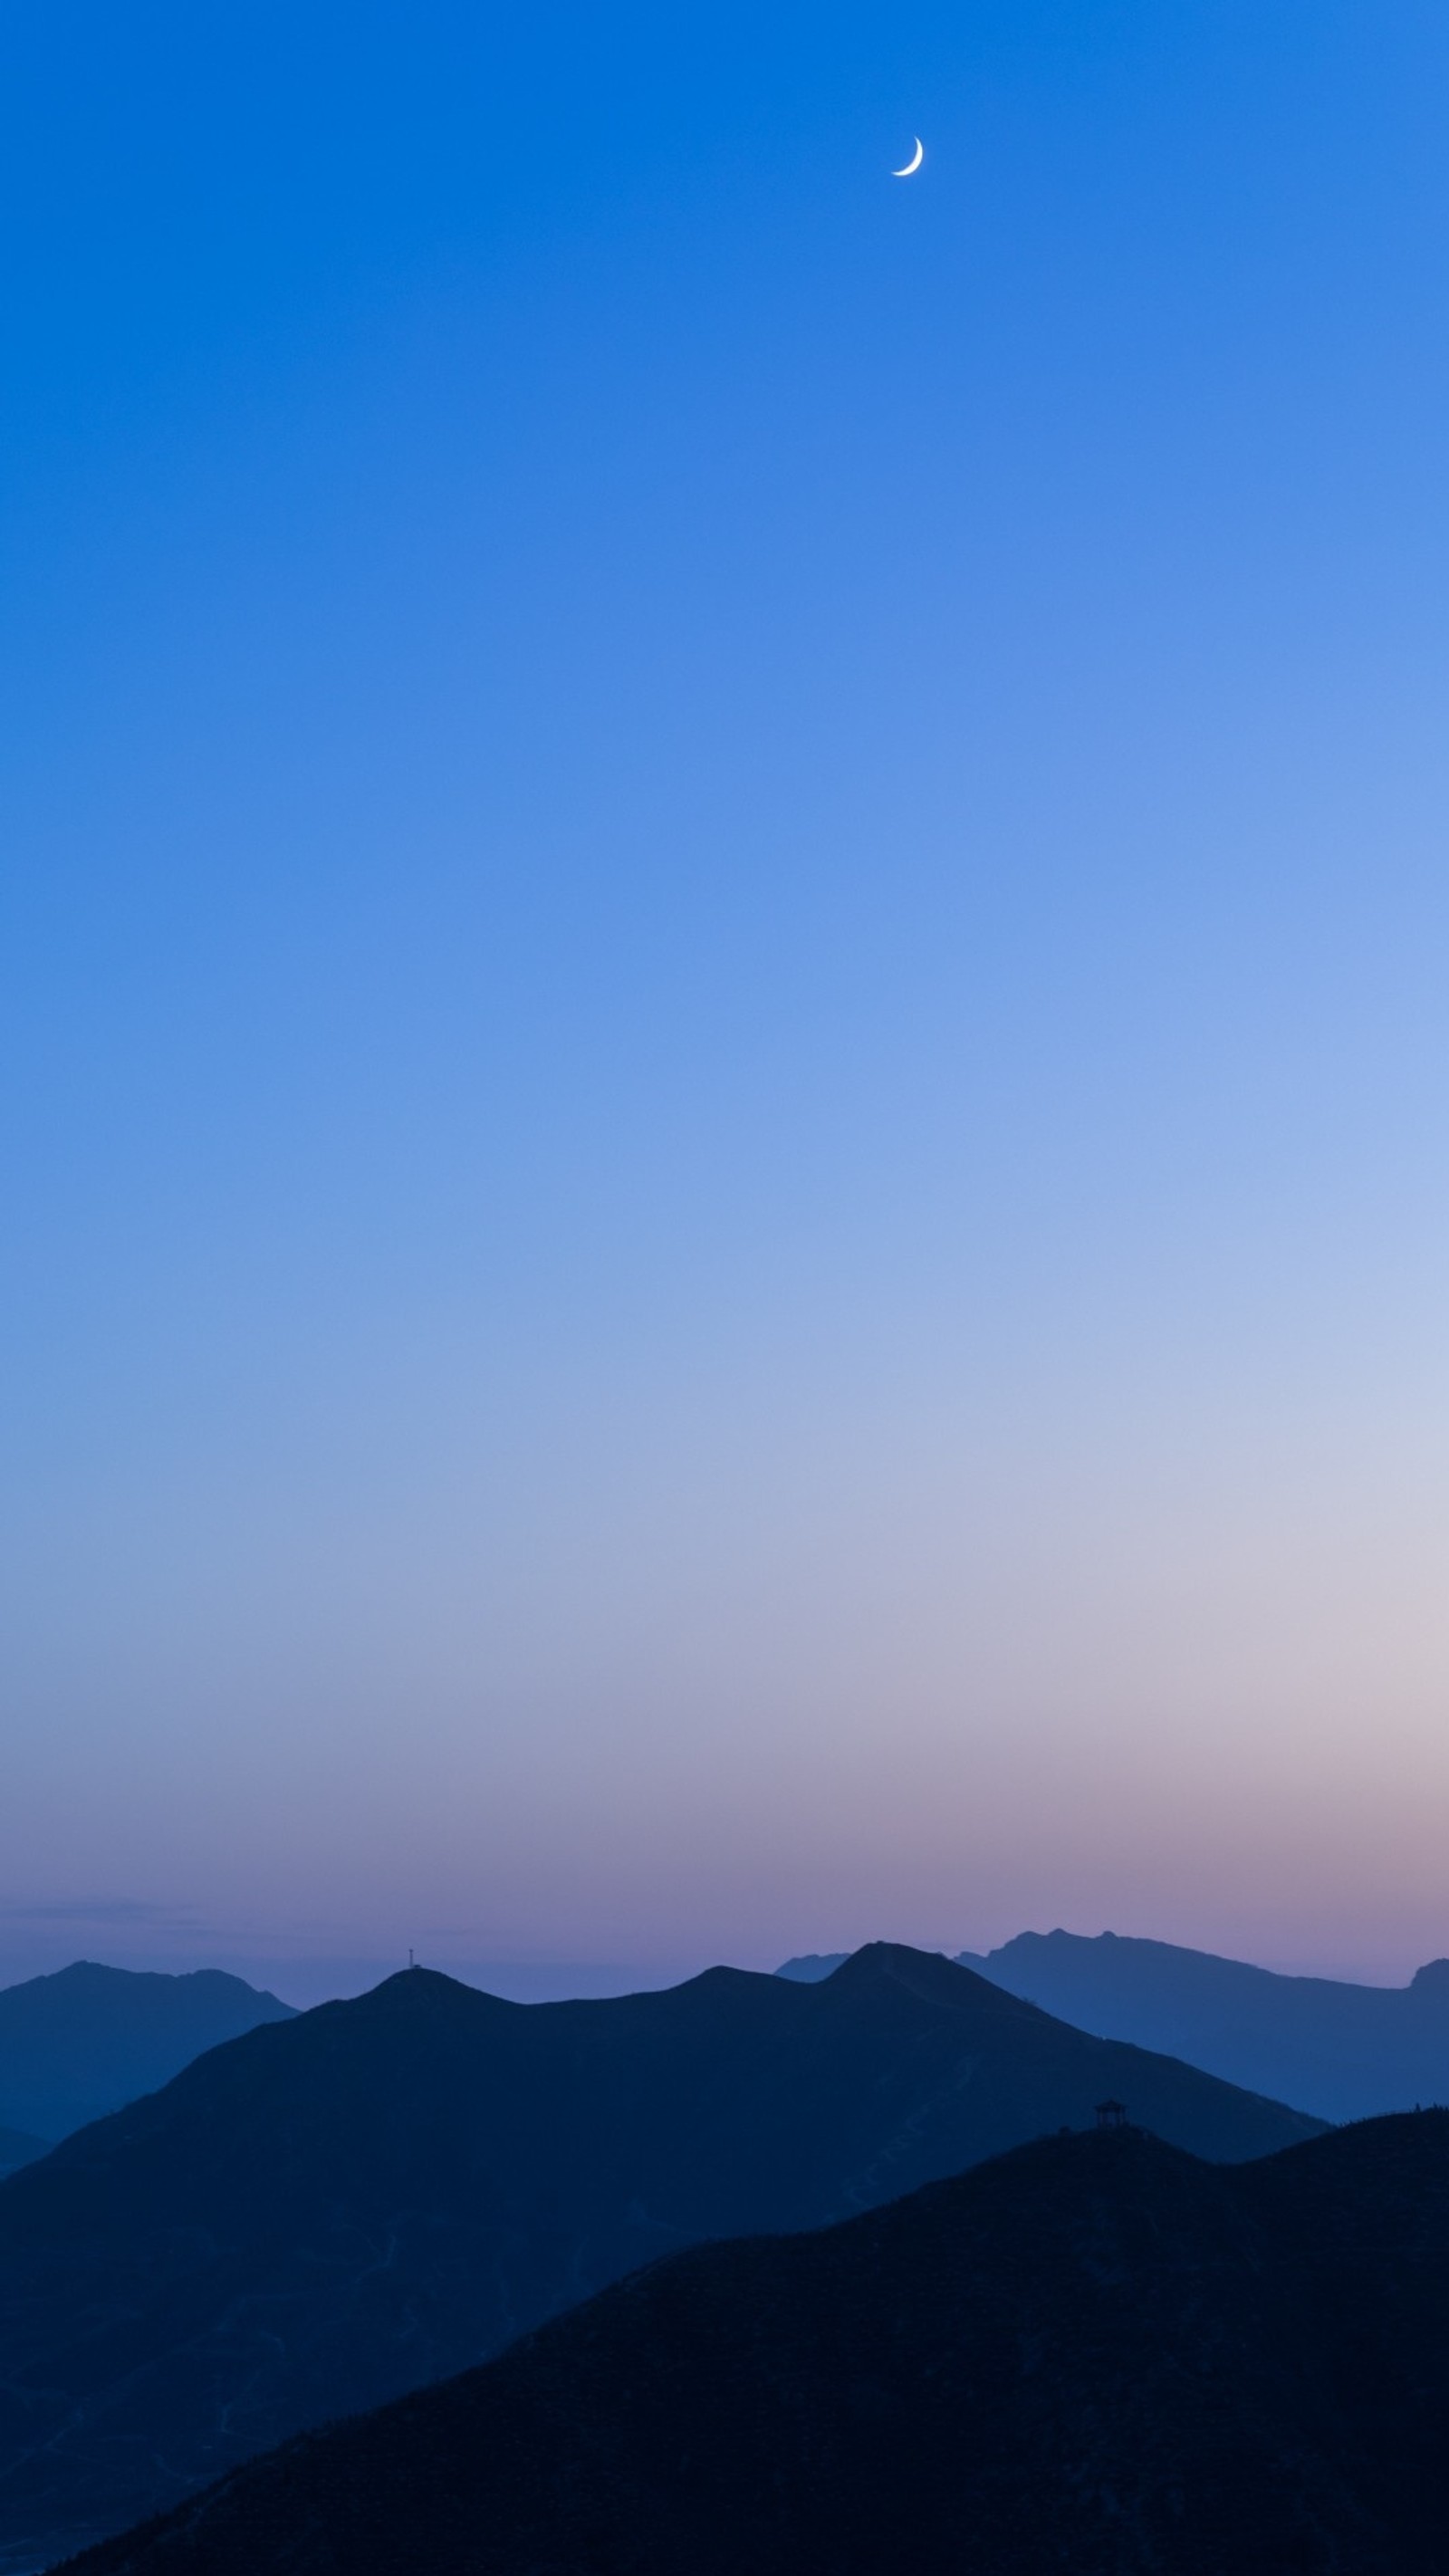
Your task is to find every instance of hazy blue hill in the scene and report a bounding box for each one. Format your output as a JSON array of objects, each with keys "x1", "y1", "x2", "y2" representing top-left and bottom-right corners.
[
  {"x1": 773, "y1": 1950, "x2": 851, "y2": 1981},
  {"x1": 62, "y1": 2111, "x2": 1449, "y2": 2576},
  {"x1": 0, "y1": 1964, "x2": 296, "y2": 2145},
  {"x1": 0, "y1": 1944, "x2": 1320, "y2": 2571},
  {"x1": 967, "y1": 1929, "x2": 1449, "y2": 2122}
]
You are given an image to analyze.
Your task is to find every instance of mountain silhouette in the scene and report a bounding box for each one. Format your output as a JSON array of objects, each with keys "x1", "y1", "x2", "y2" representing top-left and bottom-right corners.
[
  {"x1": 62, "y1": 2110, "x2": 1449, "y2": 2576},
  {"x1": 774, "y1": 1949, "x2": 852, "y2": 1981},
  {"x1": 0, "y1": 1944, "x2": 1319, "y2": 2570},
  {"x1": 966, "y1": 1929, "x2": 1449, "y2": 2122},
  {"x1": 0, "y1": 2128, "x2": 48, "y2": 2180},
  {"x1": 0, "y1": 1964, "x2": 295, "y2": 2146}
]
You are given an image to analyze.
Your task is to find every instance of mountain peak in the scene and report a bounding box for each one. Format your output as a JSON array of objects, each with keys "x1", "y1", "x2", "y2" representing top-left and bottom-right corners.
[
  {"x1": 830, "y1": 1941, "x2": 1036, "y2": 2013},
  {"x1": 0, "y1": 1960, "x2": 295, "y2": 2152},
  {"x1": 359, "y1": 1965, "x2": 502, "y2": 2003}
]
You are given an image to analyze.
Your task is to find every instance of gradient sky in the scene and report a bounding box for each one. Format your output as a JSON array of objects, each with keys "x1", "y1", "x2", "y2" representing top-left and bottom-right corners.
[{"x1": 5, "y1": 0, "x2": 1449, "y2": 1995}]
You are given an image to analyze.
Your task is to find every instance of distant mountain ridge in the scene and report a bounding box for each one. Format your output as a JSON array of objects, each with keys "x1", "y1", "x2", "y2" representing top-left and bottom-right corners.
[
  {"x1": 0, "y1": 1963, "x2": 295, "y2": 2146},
  {"x1": 967, "y1": 1930, "x2": 1449, "y2": 2123},
  {"x1": 776, "y1": 1937, "x2": 1449, "y2": 2121},
  {"x1": 774, "y1": 1951, "x2": 852, "y2": 1982},
  {"x1": 0, "y1": 1943, "x2": 1320, "y2": 2571},
  {"x1": 63, "y1": 2110, "x2": 1449, "y2": 2576}
]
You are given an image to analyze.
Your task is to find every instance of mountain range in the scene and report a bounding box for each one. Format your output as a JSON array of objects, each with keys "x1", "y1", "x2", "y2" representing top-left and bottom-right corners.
[
  {"x1": 0, "y1": 1942, "x2": 1319, "y2": 2571},
  {"x1": 971, "y1": 1932, "x2": 1449, "y2": 2123},
  {"x1": 62, "y1": 2110, "x2": 1449, "y2": 2576},
  {"x1": 780, "y1": 1934, "x2": 1449, "y2": 2121},
  {"x1": 0, "y1": 1965, "x2": 295, "y2": 2146}
]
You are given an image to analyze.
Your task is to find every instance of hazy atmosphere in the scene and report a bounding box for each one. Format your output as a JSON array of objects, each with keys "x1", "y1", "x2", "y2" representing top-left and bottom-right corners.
[{"x1": 6, "y1": 0, "x2": 1449, "y2": 1997}]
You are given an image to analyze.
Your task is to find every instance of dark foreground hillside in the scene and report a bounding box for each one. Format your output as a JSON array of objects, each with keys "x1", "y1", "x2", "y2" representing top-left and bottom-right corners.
[
  {"x1": 0, "y1": 1945, "x2": 1319, "y2": 2571},
  {"x1": 65, "y1": 2113, "x2": 1449, "y2": 2576}
]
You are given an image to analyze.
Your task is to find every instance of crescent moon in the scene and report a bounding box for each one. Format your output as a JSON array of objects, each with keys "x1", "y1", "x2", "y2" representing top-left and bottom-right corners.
[{"x1": 892, "y1": 138, "x2": 924, "y2": 178}]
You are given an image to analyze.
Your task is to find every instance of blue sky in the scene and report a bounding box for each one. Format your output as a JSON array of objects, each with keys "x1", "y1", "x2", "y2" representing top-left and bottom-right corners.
[{"x1": 5, "y1": 0, "x2": 1449, "y2": 1991}]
